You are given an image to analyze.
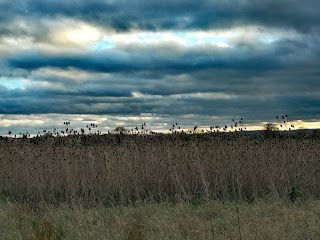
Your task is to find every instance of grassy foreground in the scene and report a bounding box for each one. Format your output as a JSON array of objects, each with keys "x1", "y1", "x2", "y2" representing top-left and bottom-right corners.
[
  {"x1": 1, "y1": 198, "x2": 320, "y2": 240},
  {"x1": 1, "y1": 134, "x2": 320, "y2": 239}
]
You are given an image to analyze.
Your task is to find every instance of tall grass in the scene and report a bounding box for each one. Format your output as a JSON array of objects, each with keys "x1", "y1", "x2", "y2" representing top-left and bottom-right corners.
[
  {"x1": 2, "y1": 199, "x2": 320, "y2": 240},
  {"x1": 0, "y1": 133, "x2": 319, "y2": 205}
]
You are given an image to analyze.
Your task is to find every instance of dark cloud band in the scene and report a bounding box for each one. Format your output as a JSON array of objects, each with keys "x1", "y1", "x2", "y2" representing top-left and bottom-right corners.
[{"x1": 1, "y1": 0, "x2": 320, "y2": 32}]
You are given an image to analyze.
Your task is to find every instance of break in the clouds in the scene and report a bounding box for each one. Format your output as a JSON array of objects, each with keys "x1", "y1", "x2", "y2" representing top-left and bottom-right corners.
[{"x1": 0, "y1": 0, "x2": 320, "y2": 135}]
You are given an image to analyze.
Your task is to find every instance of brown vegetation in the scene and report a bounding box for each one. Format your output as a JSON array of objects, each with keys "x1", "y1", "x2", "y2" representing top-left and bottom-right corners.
[
  {"x1": 1, "y1": 199, "x2": 320, "y2": 240},
  {"x1": 1, "y1": 133, "x2": 319, "y2": 205}
]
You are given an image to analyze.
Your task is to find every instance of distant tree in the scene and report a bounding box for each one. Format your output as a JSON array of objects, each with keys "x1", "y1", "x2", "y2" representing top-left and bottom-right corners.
[
  {"x1": 114, "y1": 126, "x2": 127, "y2": 134},
  {"x1": 263, "y1": 123, "x2": 279, "y2": 131},
  {"x1": 263, "y1": 123, "x2": 279, "y2": 138}
]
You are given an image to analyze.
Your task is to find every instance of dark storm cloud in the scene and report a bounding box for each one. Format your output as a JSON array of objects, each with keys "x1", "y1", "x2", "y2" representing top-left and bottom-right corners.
[
  {"x1": 1, "y1": 61, "x2": 320, "y2": 117},
  {"x1": 0, "y1": 0, "x2": 320, "y2": 32},
  {"x1": 8, "y1": 36, "x2": 315, "y2": 74},
  {"x1": 2, "y1": 89, "x2": 319, "y2": 125},
  {"x1": 2, "y1": 28, "x2": 320, "y2": 121},
  {"x1": 1, "y1": 0, "x2": 320, "y2": 132}
]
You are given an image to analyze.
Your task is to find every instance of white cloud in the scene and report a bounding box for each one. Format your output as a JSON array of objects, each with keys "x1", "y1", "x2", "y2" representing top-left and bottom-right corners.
[
  {"x1": 0, "y1": 18, "x2": 302, "y2": 58},
  {"x1": 0, "y1": 36, "x2": 34, "y2": 56},
  {"x1": 0, "y1": 113, "x2": 319, "y2": 136},
  {"x1": 49, "y1": 20, "x2": 103, "y2": 48},
  {"x1": 172, "y1": 92, "x2": 234, "y2": 100},
  {"x1": 31, "y1": 67, "x2": 97, "y2": 82}
]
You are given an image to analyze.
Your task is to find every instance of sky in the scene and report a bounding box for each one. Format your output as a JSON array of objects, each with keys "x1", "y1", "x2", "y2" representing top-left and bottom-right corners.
[{"x1": 0, "y1": 0, "x2": 320, "y2": 135}]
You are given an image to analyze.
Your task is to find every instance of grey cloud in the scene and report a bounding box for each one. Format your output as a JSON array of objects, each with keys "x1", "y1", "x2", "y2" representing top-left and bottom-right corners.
[
  {"x1": 1, "y1": 62, "x2": 319, "y2": 118},
  {"x1": 9, "y1": 38, "x2": 312, "y2": 74},
  {"x1": 1, "y1": 0, "x2": 320, "y2": 133},
  {"x1": 0, "y1": 1, "x2": 320, "y2": 32}
]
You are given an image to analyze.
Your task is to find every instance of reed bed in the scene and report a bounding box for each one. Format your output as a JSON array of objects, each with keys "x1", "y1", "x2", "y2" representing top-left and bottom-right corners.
[{"x1": 0, "y1": 133, "x2": 319, "y2": 205}]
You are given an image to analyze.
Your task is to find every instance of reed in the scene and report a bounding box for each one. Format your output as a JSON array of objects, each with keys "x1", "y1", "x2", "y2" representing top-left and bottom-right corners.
[{"x1": 0, "y1": 133, "x2": 319, "y2": 205}]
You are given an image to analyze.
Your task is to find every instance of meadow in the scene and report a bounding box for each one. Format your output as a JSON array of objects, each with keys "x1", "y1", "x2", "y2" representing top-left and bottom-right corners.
[{"x1": 0, "y1": 131, "x2": 320, "y2": 239}]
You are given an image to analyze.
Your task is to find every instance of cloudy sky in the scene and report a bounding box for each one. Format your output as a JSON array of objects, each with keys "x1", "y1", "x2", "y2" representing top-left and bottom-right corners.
[{"x1": 0, "y1": 0, "x2": 319, "y2": 135}]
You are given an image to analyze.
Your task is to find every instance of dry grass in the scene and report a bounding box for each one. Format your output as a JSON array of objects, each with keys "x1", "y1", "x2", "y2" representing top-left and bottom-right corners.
[
  {"x1": 1, "y1": 198, "x2": 320, "y2": 239},
  {"x1": 0, "y1": 133, "x2": 319, "y2": 204}
]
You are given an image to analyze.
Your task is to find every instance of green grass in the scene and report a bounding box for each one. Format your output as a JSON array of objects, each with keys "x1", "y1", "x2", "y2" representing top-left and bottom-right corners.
[{"x1": 1, "y1": 198, "x2": 320, "y2": 240}]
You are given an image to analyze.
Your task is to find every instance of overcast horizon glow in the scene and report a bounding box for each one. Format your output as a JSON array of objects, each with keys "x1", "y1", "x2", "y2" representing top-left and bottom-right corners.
[{"x1": 0, "y1": 0, "x2": 319, "y2": 136}]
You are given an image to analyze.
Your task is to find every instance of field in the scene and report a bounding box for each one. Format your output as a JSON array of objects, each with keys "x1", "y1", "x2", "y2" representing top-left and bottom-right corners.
[
  {"x1": 1, "y1": 199, "x2": 320, "y2": 239},
  {"x1": 0, "y1": 132, "x2": 320, "y2": 239}
]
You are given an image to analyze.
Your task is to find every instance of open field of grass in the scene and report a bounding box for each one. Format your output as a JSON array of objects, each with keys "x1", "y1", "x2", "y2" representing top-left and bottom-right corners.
[
  {"x1": 1, "y1": 133, "x2": 320, "y2": 204},
  {"x1": 1, "y1": 198, "x2": 320, "y2": 240},
  {"x1": 1, "y1": 133, "x2": 319, "y2": 239}
]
